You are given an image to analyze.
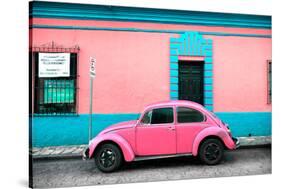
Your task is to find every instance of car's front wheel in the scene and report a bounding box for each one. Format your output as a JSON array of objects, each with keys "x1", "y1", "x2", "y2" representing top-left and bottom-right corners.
[
  {"x1": 199, "y1": 138, "x2": 224, "y2": 165},
  {"x1": 94, "y1": 143, "x2": 123, "y2": 172}
]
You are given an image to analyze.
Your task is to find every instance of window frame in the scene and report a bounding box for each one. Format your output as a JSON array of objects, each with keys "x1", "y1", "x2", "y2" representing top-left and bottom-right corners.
[
  {"x1": 176, "y1": 106, "x2": 206, "y2": 124},
  {"x1": 32, "y1": 51, "x2": 79, "y2": 116},
  {"x1": 140, "y1": 110, "x2": 152, "y2": 125},
  {"x1": 140, "y1": 106, "x2": 175, "y2": 126},
  {"x1": 267, "y1": 60, "x2": 272, "y2": 104}
]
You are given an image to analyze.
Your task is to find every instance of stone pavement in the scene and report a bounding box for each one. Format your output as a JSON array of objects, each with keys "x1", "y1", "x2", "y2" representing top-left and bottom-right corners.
[
  {"x1": 32, "y1": 148, "x2": 272, "y2": 188},
  {"x1": 31, "y1": 136, "x2": 271, "y2": 159}
]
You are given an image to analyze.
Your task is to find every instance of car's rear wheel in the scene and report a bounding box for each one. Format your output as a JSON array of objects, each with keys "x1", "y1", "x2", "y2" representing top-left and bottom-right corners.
[
  {"x1": 199, "y1": 138, "x2": 224, "y2": 165},
  {"x1": 94, "y1": 143, "x2": 123, "y2": 172}
]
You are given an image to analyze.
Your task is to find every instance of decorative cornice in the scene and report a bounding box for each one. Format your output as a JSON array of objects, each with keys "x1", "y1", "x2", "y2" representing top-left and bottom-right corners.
[{"x1": 29, "y1": 1, "x2": 271, "y2": 29}]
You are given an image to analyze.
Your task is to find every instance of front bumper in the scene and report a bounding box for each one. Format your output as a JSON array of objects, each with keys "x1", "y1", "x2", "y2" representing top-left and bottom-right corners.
[
  {"x1": 82, "y1": 147, "x2": 90, "y2": 160},
  {"x1": 232, "y1": 137, "x2": 240, "y2": 149}
]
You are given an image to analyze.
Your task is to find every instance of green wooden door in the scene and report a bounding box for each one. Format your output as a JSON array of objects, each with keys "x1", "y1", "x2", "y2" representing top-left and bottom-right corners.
[{"x1": 178, "y1": 61, "x2": 204, "y2": 105}]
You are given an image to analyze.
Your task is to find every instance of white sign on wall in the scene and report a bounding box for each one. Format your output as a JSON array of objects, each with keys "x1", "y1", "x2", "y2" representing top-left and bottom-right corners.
[
  {"x1": 90, "y1": 57, "x2": 96, "y2": 78},
  {"x1": 39, "y1": 53, "x2": 70, "y2": 78}
]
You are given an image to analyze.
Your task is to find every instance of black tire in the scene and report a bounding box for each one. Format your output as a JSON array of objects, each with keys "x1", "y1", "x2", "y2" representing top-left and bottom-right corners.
[
  {"x1": 94, "y1": 143, "x2": 123, "y2": 172},
  {"x1": 199, "y1": 138, "x2": 224, "y2": 165}
]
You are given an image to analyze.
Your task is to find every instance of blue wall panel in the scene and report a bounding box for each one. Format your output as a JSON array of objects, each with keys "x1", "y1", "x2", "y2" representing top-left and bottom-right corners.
[
  {"x1": 204, "y1": 92, "x2": 213, "y2": 98},
  {"x1": 170, "y1": 70, "x2": 178, "y2": 77},
  {"x1": 216, "y1": 112, "x2": 272, "y2": 137},
  {"x1": 170, "y1": 63, "x2": 178, "y2": 70},
  {"x1": 204, "y1": 78, "x2": 213, "y2": 85},
  {"x1": 170, "y1": 91, "x2": 178, "y2": 98},
  {"x1": 204, "y1": 98, "x2": 213, "y2": 105},
  {"x1": 32, "y1": 114, "x2": 139, "y2": 147},
  {"x1": 170, "y1": 43, "x2": 181, "y2": 49},
  {"x1": 204, "y1": 64, "x2": 213, "y2": 70},
  {"x1": 32, "y1": 112, "x2": 271, "y2": 147},
  {"x1": 204, "y1": 71, "x2": 213, "y2": 77},
  {"x1": 170, "y1": 49, "x2": 178, "y2": 55},
  {"x1": 170, "y1": 84, "x2": 178, "y2": 91},
  {"x1": 170, "y1": 77, "x2": 179, "y2": 84},
  {"x1": 204, "y1": 85, "x2": 213, "y2": 91},
  {"x1": 204, "y1": 57, "x2": 213, "y2": 63},
  {"x1": 170, "y1": 55, "x2": 178, "y2": 63}
]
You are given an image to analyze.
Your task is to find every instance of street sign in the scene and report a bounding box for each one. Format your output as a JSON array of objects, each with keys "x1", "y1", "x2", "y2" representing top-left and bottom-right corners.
[
  {"x1": 90, "y1": 57, "x2": 96, "y2": 78},
  {"x1": 89, "y1": 56, "x2": 96, "y2": 142}
]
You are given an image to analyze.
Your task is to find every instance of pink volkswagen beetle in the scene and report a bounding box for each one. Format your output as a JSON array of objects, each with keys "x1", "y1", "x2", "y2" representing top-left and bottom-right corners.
[{"x1": 83, "y1": 100, "x2": 239, "y2": 172}]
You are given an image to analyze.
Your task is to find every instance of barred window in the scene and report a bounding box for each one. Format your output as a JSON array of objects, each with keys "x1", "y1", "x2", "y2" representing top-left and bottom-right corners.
[
  {"x1": 33, "y1": 52, "x2": 78, "y2": 115},
  {"x1": 267, "y1": 60, "x2": 272, "y2": 104}
]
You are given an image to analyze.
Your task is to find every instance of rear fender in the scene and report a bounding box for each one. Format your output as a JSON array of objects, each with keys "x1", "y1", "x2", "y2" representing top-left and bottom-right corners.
[
  {"x1": 192, "y1": 127, "x2": 235, "y2": 156},
  {"x1": 88, "y1": 133, "x2": 135, "y2": 162}
]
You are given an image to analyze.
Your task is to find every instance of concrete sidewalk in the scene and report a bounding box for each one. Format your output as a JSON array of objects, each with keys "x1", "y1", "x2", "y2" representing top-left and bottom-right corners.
[{"x1": 31, "y1": 136, "x2": 271, "y2": 159}]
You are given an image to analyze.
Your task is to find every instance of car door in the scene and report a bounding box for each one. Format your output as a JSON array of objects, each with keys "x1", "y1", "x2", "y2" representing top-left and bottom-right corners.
[
  {"x1": 136, "y1": 107, "x2": 176, "y2": 156},
  {"x1": 175, "y1": 106, "x2": 210, "y2": 154}
]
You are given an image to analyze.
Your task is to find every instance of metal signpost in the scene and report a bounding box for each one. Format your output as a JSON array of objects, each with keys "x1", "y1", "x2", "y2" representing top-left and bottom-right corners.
[{"x1": 89, "y1": 57, "x2": 96, "y2": 142}]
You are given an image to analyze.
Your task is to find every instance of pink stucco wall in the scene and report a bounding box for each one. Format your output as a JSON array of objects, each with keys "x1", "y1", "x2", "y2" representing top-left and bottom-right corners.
[
  {"x1": 212, "y1": 36, "x2": 272, "y2": 112},
  {"x1": 32, "y1": 29, "x2": 171, "y2": 113},
  {"x1": 30, "y1": 18, "x2": 272, "y2": 113}
]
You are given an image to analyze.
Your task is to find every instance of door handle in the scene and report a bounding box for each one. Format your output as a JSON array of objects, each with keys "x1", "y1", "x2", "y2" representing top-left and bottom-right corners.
[{"x1": 168, "y1": 126, "x2": 175, "y2": 131}]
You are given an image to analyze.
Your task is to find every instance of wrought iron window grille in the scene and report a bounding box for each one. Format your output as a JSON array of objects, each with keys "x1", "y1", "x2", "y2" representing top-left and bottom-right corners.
[
  {"x1": 267, "y1": 60, "x2": 272, "y2": 104},
  {"x1": 30, "y1": 42, "x2": 80, "y2": 116}
]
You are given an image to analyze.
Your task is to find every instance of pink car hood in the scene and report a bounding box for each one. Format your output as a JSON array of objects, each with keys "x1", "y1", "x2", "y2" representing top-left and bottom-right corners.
[{"x1": 98, "y1": 120, "x2": 137, "y2": 135}]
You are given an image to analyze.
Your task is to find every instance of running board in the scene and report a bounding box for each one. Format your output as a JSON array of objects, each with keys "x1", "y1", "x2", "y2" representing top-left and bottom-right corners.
[{"x1": 134, "y1": 153, "x2": 193, "y2": 162}]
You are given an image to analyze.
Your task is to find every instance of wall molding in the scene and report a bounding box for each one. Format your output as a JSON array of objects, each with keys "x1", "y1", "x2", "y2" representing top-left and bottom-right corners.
[
  {"x1": 30, "y1": 24, "x2": 272, "y2": 38},
  {"x1": 29, "y1": 1, "x2": 271, "y2": 29},
  {"x1": 32, "y1": 112, "x2": 271, "y2": 147}
]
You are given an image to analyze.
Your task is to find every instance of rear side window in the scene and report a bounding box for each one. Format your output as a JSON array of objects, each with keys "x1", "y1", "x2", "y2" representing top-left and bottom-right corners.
[
  {"x1": 177, "y1": 107, "x2": 205, "y2": 123},
  {"x1": 151, "y1": 107, "x2": 174, "y2": 124}
]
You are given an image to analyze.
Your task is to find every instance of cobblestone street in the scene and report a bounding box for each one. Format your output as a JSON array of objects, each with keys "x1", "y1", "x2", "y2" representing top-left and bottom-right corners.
[{"x1": 31, "y1": 147, "x2": 271, "y2": 188}]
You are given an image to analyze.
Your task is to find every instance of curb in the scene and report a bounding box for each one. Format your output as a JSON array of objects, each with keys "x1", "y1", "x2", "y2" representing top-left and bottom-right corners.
[
  {"x1": 31, "y1": 136, "x2": 271, "y2": 160},
  {"x1": 237, "y1": 136, "x2": 271, "y2": 147},
  {"x1": 31, "y1": 154, "x2": 83, "y2": 161},
  {"x1": 238, "y1": 143, "x2": 271, "y2": 149}
]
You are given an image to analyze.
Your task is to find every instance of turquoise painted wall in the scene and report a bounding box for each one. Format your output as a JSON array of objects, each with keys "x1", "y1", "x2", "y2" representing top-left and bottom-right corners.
[
  {"x1": 216, "y1": 112, "x2": 272, "y2": 137},
  {"x1": 32, "y1": 112, "x2": 271, "y2": 147},
  {"x1": 32, "y1": 114, "x2": 139, "y2": 147}
]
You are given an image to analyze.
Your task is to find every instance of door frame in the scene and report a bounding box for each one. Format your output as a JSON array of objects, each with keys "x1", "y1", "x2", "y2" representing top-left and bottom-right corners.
[
  {"x1": 169, "y1": 32, "x2": 214, "y2": 111},
  {"x1": 178, "y1": 60, "x2": 204, "y2": 105}
]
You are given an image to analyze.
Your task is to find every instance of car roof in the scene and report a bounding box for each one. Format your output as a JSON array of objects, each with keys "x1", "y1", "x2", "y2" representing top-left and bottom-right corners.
[{"x1": 144, "y1": 100, "x2": 205, "y2": 110}]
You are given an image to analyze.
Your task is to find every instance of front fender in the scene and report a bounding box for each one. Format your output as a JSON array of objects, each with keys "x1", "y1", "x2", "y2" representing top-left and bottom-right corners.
[
  {"x1": 88, "y1": 133, "x2": 135, "y2": 162},
  {"x1": 192, "y1": 126, "x2": 235, "y2": 156}
]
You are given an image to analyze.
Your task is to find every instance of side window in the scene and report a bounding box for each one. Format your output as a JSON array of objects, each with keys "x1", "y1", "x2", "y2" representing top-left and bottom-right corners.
[
  {"x1": 267, "y1": 60, "x2": 272, "y2": 104},
  {"x1": 141, "y1": 110, "x2": 152, "y2": 124},
  {"x1": 177, "y1": 107, "x2": 205, "y2": 123},
  {"x1": 151, "y1": 108, "x2": 174, "y2": 124}
]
